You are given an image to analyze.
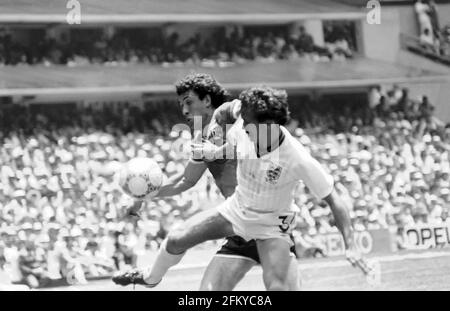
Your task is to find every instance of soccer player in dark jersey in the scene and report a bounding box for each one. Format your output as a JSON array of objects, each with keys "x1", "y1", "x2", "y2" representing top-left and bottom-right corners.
[{"x1": 113, "y1": 73, "x2": 300, "y2": 290}]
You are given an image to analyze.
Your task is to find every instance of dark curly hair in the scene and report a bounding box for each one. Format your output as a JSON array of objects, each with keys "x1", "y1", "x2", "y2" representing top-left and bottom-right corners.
[
  {"x1": 239, "y1": 86, "x2": 290, "y2": 125},
  {"x1": 175, "y1": 73, "x2": 230, "y2": 109}
]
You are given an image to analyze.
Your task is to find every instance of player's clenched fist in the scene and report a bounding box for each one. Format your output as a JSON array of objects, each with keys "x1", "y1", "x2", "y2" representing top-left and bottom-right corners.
[{"x1": 190, "y1": 131, "x2": 220, "y2": 162}]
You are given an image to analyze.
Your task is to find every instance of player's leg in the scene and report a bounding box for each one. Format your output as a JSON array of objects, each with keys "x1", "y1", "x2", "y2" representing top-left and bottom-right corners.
[
  {"x1": 147, "y1": 207, "x2": 235, "y2": 284},
  {"x1": 200, "y1": 255, "x2": 300, "y2": 291},
  {"x1": 113, "y1": 207, "x2": 235, "y2": 287},
  {"x1": 200, "y1": 233, "x2": 300, "y2": 291},
  {"x1": 164, "y1": 207, "x2": 234, "y2": 255},
  {"x1": 287, "y1": 256, "x2": 301, "y2": 290},
  {"x1": 199, "y1": 255, "x2": 255, "y2": 291},
  {"x1": 200, "y1": 236, "x2": 259, "y2": 290},
  {"x1": 256, "y1": 238, "x2": 292, "y2": 291},
  {"x1": 286, "y1": 238, "x2": 301, "y2": 290},
  {"x1": 200, "y1": 253, "x2": 300, "y2": 291}
]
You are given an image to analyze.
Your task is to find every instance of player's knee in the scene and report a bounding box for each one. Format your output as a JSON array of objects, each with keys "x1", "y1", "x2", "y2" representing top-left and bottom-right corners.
[
  {"x1": 166, "y1": 229, "x2": 188, "y2": 254},
  {"x1": 265, "y1": 278, "x2": 290, "y2": 291},
  {"x1": 263, "y1": 272, "x2": 289, "y2": 291}
]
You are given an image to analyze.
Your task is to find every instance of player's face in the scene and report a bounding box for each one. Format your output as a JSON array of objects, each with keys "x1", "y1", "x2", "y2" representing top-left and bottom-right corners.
[
  {"x1": 241, "y1": 107, "x2": 280, "y2": 151},
  {"x1": 178, "y1": 91, "x2": 212, "y2": 127}
]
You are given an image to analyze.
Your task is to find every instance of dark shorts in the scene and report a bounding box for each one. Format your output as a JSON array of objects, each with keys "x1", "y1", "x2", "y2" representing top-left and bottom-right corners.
[{"x1": 215, "y1": 235, "x2": 298, "y2": 264}]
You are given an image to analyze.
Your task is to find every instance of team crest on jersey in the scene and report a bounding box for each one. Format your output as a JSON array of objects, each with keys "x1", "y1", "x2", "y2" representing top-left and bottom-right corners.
[{"x1": 265, "y1": 164, "x2": 283, "y2": 184}]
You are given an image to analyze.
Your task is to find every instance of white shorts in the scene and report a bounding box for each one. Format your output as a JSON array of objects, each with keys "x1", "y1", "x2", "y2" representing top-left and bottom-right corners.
[{"x1": 217, "y1": 194, "x2": 297, "y2": 246}]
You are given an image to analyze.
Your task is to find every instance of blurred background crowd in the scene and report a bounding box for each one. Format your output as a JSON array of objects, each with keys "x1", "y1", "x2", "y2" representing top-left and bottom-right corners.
[
  {"x1": 0, "y1": 22, "x2": 355, "y2": 67},
  {"x1": 415, "y1": 0, "x2": 450, "y2": 58},
  {"x1": 1, "y1": 83, "x2": 449, "y2": 287},
  {"x1": 2, "y1": 0, "x2": 449, "y2": 67}
]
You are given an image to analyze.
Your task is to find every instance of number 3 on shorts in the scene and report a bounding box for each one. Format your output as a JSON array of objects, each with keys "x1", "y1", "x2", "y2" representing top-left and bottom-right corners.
[{"x1": 278, "y1": 213, "x2": 296, "y2": 233}]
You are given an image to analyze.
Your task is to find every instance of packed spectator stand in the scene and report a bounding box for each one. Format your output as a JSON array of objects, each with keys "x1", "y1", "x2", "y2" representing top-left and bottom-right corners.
[{"x1": 0, "y1": 23, "x2": 356, "y2": 67}]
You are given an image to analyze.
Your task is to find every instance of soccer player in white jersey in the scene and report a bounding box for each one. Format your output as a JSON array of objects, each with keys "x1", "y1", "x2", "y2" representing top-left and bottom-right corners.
[{"x1": 117, "y1": 85, "x2": 365, "y2": 290}]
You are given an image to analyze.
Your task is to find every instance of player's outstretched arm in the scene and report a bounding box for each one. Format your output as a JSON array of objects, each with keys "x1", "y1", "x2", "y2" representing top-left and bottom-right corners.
[
  {"x1": 294, "y1": 141, "x2": 377, "y2": 281},
  {"x1": 126, "y1": 160, "x2": 207, "y2": 217},
  {"x1": 323, "y1": 189, "x2": 355, "y2": 250},
  {"x1": 292, "y1": 143, "x2": 356, "y2": 250},
  {"x1": 126, "y1": 140, "x2": 208, "y2": 218},
  {"x1": 323, "y1": 190, "x2": 380, "y2": 283}
]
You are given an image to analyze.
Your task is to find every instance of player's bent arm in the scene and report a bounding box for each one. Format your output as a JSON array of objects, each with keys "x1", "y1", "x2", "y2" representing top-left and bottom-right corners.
[
  {"x1": 194, "y1": 100, "x2": 241, "y2": 162},
  {"x1": 323, "y1": 189, "x2": 355, "y2": 250},
  {"x1": 155, "y1": 159, "x2": 207, "y2": 198}
]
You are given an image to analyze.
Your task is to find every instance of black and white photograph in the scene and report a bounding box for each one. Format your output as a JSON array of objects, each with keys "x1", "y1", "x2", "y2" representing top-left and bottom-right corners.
[{"x1": 0, "y1": 0, "x2": 450, "y2": 296}]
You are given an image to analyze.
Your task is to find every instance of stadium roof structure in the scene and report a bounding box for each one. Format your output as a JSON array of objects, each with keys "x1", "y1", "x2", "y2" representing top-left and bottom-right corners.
[
  {"x1": 0, "y1": 58, "x2": 447, "y2": 97},
  {"x1": 0, "y1": 0, "x2": 365, "y2": 24}
]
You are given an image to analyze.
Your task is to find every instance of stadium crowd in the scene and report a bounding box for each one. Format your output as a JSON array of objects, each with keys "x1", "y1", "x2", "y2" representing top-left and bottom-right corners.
[
  {"x1": 292, "y1": 86, "x2": 450, "y2": 254},
  {"x1": 0, "y1": 101, "x2": 205, "y2": 287},
  {"x1": 0, "y1": 23, "x2": 354, "y2": 67},
  {"x1": 1, "y1": 84, "x2": 449, "y2": 287}
]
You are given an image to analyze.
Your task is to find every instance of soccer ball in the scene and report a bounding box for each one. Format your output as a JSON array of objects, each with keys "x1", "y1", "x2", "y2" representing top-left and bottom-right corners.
[{"x1": 119, "y1": 158, "x2": 163, "y2": 200}]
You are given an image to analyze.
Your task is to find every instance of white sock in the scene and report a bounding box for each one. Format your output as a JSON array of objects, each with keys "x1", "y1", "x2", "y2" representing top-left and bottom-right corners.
[{"x1": 143, "y1": 239, "x2": 185, "y2": 284}]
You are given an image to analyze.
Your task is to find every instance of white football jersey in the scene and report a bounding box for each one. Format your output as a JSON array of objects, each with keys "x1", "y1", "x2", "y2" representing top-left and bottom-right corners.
[{"x1": 227, "y1": 118, "x2": 334, "y2": 213}]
